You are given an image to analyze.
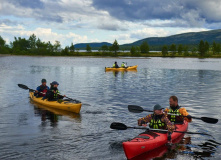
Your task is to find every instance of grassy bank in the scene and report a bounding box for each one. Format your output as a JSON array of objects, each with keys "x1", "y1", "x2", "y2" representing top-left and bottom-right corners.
[{"x1": 1, "y1": 51, "x2": 221, "y2": 58}]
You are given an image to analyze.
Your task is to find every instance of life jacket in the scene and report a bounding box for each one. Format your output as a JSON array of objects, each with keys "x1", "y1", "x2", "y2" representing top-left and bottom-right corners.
[
  {"x1": 149, "y1": 114, "x2": 166, "y2": 129},
  {"x1": 167, "y1": 106, "x2": 183, "y2": 123},
  {"x1": 113, "y1": 64, "x2": 116, "y2": 67},
  {"x1": 38, "y1": 85, "x2": 48, "y2": 97},
  {"x1": 121, "y1": 63, "x2": 125, "y2": 67},
  {"x1": 52, "y1": 89, "x2": 60, "y2": 99},
  {"x1": 46, "y1": 87, "x2": 60, "y2": 101}
]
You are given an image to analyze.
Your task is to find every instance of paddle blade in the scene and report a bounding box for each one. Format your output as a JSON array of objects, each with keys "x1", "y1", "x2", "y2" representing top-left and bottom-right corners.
[
  {"x1": 128, "y1": 105, "x2": 144, "y2": 113},
  {"x1": 110, "y1": 122, "x2": 127, "y2": 130},
  {"x1": 29, "y1": 89, "x2": 35, "y2": 92},
  {"x1": 201, "y1": 117, "x2": 218, "y2": 124},
  {"x1": 18, "y1": 84, "x2": 29, "y2": 90}
]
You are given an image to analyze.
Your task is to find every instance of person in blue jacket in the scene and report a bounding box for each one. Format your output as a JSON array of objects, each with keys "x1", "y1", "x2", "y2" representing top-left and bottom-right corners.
[{"x1": 34, "y1": 79, "x2": 49, "y2": 97}]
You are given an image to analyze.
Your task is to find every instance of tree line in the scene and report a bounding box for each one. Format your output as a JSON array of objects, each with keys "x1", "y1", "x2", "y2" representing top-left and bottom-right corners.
[
  {"x1": 0, "y1": 34, "x2": 221, "y2": 57},
  {"x1": 0, "y1": 34, "x2": 76, "y2": 56}
]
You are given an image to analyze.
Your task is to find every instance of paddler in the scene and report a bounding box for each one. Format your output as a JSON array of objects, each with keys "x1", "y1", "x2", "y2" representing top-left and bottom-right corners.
[
  {"x1": 34, "y1": 79, "x2": 49, "y2": 97},
  {"x1": 138, "y1": 104, "x2": 175, "y2": 141},
  {"x1": 121, "y1": 62, "x2": 127, "y2": 68},
  {"x1": 165, "y1": 96, "x2": 192, "y2": 124},
  {"x1": 43, "y1": 81, "x2": 66, "y2": 101},
  {"x1": 113, "y1": 61, "x2": 119, "y2": 68}
]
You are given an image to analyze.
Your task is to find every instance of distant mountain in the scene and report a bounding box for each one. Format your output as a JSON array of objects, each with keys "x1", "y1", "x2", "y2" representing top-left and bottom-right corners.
[
  {"x1": 74, "y1": 42, "x2": 112, "y2": 49},
  {"x1": 74, "y1": 29, "x2": 221, "y2": 50},
  {"x1": 122, "y1": 29, "x2": 221, "y2": 48}
]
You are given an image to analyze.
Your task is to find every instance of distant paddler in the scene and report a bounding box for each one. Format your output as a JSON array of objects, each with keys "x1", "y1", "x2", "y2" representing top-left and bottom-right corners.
[
  {"x1": 121, "y1": 62, "x2": 127, "y2": 68},
  {"x1": 113, "y1": 61, "x2": 119, "y2": 68}
]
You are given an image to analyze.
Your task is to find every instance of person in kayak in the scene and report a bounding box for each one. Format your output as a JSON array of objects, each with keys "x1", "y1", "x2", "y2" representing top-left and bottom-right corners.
[
  {"x1": 113, "y1": 61, "x2": 119, "y2": 68},
  {"x1": 165, "y1": 96, "x2": 192, "y2": 124},
  {"x1": 43, "y1": 81, "x2": 66, "y2": 101},
  {"x1": 138, "y1": 104, "x2": 175, "y2": 141},
  {"x1": 121, "y1": 62, "x2": 127, "y2": 68},
  {"x1": 34, "y1": 79, "x2": 49, "y2": 97}
]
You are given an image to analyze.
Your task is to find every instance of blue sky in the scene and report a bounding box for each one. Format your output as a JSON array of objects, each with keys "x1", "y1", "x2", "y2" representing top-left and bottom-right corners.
[{"x1": 0, "y1": 0, "x2": 221, "y2": 47}]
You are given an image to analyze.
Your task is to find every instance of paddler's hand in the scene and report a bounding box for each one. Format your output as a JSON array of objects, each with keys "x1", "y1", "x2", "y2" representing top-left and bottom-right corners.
[
  {"x1": 142, "y1": 124, "x2": 147, "y2": 127},
  {"x1": 186, "y1": 115, "x2": 192, "y2": 120},
  {"x1": 138, "y1": 119, "x2": 146, "y2": 126},
  {"x1": 63, "y1": 95, "x2": 66, "y2": 97},
  {"x1": 35, "y1": 90, "x2": 38, "y2": 93}
]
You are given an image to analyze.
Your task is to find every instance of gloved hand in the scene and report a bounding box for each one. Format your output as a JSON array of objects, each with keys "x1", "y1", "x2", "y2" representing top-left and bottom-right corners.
[
  {"x1": 186, "y1": 115, "x2": 192, "y2": 120},
  {"x1": 167, "y1": 132, "x2": 172, "y2": 141},
  {"x1": 138, "y1": 120, "x2": 146, "y2": 126}
]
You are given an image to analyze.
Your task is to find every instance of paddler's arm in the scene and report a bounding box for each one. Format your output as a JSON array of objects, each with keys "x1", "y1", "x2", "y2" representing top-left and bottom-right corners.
[
  {"x1": 137, "y1": 114, "x2": 152, "y2": 126},
  {"x1": 164, "y1": 108, "x2": 169, "y2": 113},
  {"x1": 179, "y1": 108, "x2": 192, "y2": 122},
  {"x1": 161, "y1": 114, "x2": 175, "y2": 133}
]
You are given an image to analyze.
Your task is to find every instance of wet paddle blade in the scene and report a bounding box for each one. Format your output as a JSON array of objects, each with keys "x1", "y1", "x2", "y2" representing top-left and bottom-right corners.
[
  {"x1": 201, "y1": 117, "x2": 218, "y2": 124},
  {"x1": 128, "y1": 105, "x2": 144, "y2": 113},
  {"x1": 110, "y1": 122, "x2": 127, "y2": 130},
  {"x1": 18, "y1": 84, "x2": 29, "y2": 90}
]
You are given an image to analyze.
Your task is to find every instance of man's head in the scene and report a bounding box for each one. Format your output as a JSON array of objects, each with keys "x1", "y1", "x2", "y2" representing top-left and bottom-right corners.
[
  {"x1": 41, "y1": 79, "x2": 47, "y2": 86},
  {"x1": 153, "y1": 104, "x2": 164, "y2": 115},
  {"x1": 169, "y1": 96, "x2": 178, "y2": 108}
]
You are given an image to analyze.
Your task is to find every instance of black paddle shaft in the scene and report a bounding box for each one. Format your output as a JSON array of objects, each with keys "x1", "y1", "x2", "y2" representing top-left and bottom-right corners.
[
  {"x1": 128, "y1": 105, "x2": 218, "y2": 124},
  {"x1": 110, "y1": 122, "x2": 212, "y2": 136}
]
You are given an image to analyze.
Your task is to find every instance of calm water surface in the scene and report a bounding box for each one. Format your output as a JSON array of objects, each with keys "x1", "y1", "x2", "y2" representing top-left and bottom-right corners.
[{"x1": 0, "y1": 56, "x2": 221, "y2": 160}]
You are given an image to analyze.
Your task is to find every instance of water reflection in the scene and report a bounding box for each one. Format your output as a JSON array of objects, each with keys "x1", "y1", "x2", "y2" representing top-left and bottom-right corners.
[
  {"x1": 30, "y1": 65, "x2": 53, "y2": 74},
  {"x1": 105, "y1": 70, "x2": 137, "y2": 77},
  {"x1": 32, "y1": 102, "x2": 81, "y2": 126}
]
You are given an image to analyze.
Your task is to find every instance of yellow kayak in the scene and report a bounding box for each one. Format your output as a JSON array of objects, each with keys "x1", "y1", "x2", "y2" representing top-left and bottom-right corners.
[
  {"x1": 29, "y1": 92, "x2": 82, "y2": 113},
  {"x1": 105, "y1": 65, "x2": 138, "y2": 71},
  {"x1": 32, "y1": 102, "x2": 81, "y2": 119}
]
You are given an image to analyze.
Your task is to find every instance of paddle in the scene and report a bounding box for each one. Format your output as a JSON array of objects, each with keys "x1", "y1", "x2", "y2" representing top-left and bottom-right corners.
[
  {"x1": 128, "y1": 105, "x2": 218, "y2": 124},
  {"x1": 110, "y1": 122, "x2": 212, "y2": 136},
  {"x1": 18, "y1": 84, "x2": 81, "y2": 103}
]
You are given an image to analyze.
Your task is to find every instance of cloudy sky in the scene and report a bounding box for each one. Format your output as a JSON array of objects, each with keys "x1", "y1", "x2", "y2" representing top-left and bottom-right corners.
[{"x1": 0, "y1": 0, "x2": 221, "y2": 47}]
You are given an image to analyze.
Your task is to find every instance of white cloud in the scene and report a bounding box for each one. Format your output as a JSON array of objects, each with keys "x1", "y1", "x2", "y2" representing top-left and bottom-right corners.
[
  {"x1": 131, "y1": 28, "x2": 169, "y2": 39},
  {"x1": 0, "y1": 24, "x2": 89, "y2": 47}
]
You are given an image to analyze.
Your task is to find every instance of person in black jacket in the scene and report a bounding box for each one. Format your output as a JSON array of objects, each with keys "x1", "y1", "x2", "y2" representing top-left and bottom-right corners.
[{"x1": 43, "y1": 81, "x2": 66, "y2": 101}]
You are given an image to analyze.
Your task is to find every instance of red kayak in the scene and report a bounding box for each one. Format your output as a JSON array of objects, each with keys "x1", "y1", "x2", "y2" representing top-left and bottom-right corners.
[{"x1": 123, "y1": 121, "x2": 188, "y2": 159}]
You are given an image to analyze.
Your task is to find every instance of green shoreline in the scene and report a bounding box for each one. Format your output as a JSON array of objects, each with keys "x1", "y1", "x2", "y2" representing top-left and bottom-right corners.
[{"x1": 1, "y1": 52, "x2": 221, "y2": 58}]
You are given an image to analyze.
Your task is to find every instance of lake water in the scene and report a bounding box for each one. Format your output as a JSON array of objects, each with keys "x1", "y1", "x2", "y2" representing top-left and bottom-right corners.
[{"x1": 0, "y1": 56, "x2": 221, "y2": 160}]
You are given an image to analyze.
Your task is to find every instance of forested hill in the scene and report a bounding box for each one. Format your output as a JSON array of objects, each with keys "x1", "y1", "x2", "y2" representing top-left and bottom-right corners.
[
  {"x1": 122, "y1": 29, "x2": 221, "y2": 47},
  {"x1": 74, "y1": 29, "x2": 221, "y2": 50},
  {"x1": 74, "y1": 42, "x2": 112, "y2": 49}
]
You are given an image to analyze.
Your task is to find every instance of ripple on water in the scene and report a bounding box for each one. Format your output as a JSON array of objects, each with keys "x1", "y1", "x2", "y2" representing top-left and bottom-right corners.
[{"x1": 1, "y1": 57, "x2": 221, "y2": 159}]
